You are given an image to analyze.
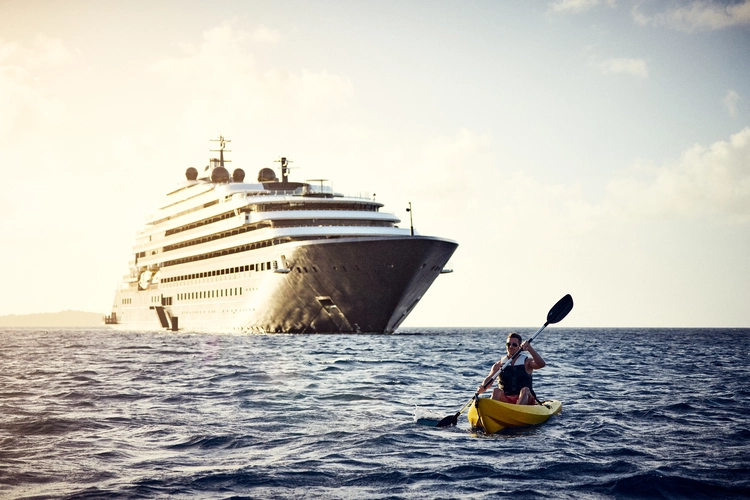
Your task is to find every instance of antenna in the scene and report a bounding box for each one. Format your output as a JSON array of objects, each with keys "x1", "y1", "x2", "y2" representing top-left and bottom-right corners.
[
  {"x1": 406, "y1": 202, "x2": 414, "y2": 236},
  {"x1": 275, "y1": 156, "x2": 293, "y2": 183},
  {"x1": 210, "y1": 136, "x2": 232, "y2": 167}
]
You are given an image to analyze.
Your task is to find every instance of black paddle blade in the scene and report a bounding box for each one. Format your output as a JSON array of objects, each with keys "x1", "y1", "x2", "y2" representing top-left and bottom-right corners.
[
  {"x1": 547, "y1": 294, "x2": 574, "y2": 324},
  {"x1": 436, "y1": 413, "x2": 458, "y2": 427}
]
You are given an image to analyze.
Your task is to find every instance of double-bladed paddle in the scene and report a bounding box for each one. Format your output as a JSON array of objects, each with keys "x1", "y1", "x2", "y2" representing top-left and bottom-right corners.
[{"x1": 435, "y1": 294, "x2": 574, "y2": 428}]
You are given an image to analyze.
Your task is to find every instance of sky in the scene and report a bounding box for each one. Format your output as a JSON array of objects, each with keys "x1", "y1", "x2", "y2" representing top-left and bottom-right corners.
[{"x1": 1, "y1": 0, "x2": 749, "y2": 328}]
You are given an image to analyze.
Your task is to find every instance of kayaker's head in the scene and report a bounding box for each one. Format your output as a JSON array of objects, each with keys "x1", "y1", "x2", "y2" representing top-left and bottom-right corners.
[{"x1": 506, "y1": 332, "x2": 522, "y2": 355}]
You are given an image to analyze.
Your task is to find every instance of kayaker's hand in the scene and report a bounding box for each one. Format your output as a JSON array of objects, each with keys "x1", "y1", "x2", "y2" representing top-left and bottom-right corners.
[
  {"x1": 520, "y1": 340, "x2": 531, "y2": 351},
  {"x1": 476, "y1": 384, "x2": 487, "y2": 394}
]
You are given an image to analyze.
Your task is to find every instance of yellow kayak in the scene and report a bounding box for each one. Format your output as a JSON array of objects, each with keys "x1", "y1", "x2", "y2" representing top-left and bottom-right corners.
[{"x1": 468, "y1": 398, "x2": 562, "y2": 434}]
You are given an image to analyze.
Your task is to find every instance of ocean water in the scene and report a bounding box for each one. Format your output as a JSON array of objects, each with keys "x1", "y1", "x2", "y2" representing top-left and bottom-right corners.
[{"x1": 1, "y1": 327, "x2": 749, "y2": 499}]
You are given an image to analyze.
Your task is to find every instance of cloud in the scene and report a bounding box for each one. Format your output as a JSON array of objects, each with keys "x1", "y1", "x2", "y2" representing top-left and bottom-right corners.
[
  {"x1": 0, "y1": 34, "x2": 78, "y2": 68},
  {"x1": 150, "y1": 22, "x2": 355, "y2": 128},
  {"x1": 723, "y1": 89, "x2": 741, "y2": 116},
  {"x1": 633, "y1": 0, "x2": 750, "y2": 31},
  {"x1": 606, "y1": 127, "x2": 750, "y2": 222},
  {"x1": 598, "y1": 57, "x2": 649, "y2": 78},
  {"x1": 549, "y1": 0, "x2": 616, "y2": 13},
  {"x1": 253, "y1": 25, "x2": 282, "y2": 44},
  {"x1": 0, "y1": 35, "x2": 78, "y2": 140}
]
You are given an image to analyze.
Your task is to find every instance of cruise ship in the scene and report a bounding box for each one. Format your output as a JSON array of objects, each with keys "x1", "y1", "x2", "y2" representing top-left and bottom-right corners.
[{"x1": 105, "y1": 137, "x2": 458, "y2": 333}]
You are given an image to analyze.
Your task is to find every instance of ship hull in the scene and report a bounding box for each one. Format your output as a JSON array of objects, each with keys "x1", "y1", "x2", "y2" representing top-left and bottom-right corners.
[{"x1": 111, "y1": 236, "x2": 456, "y2": 333}]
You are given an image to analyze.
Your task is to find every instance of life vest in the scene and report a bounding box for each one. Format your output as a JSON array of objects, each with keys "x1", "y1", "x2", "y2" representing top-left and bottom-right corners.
[{"x1": 499, "y1": 352, "x2": 532, "y2": 396}]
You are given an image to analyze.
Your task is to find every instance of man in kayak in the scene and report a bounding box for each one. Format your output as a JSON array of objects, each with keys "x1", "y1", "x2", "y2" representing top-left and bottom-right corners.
[{"x1": 475, "y1": 332, "x2": 546, "y2": 405}]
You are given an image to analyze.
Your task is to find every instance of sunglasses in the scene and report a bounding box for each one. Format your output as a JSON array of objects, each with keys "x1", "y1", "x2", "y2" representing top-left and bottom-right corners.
[{"x1": 505, "y1": 342, "x2": 520, "y2": 347}]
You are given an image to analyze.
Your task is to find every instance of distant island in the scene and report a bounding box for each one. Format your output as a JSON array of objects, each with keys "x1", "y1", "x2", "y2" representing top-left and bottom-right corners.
[{"x1": 0, "y1": 310, "x2": 104, "y2": 327}]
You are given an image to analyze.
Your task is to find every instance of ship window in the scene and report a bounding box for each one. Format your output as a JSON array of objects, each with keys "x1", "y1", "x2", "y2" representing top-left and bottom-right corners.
[
  {"x1": 244, "y1": 265, "x2": 249, "y2": 271},
  {"x1": 267, "y1": 261, "x2": 271, "y2": 270}
]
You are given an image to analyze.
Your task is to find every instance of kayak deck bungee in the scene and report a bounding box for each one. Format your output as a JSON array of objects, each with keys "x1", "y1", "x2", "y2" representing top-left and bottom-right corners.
[{"x1": 468, "y1": 397, "x2": 562, "y2": 434}]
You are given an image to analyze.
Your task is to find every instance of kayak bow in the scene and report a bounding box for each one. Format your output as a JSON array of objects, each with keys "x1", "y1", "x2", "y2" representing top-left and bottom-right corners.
[{"x1": 468, "y1": 398, "x2": 562, "y2": 435}]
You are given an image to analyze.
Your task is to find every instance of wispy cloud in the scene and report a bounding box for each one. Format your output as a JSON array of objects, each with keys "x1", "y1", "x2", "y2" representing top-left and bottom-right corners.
[
  {"x1": 0, "y1": 35, "x2": 78, "y2": 139},
  {"x1": 633, "y1": 0, "x2": 750, "y2": 31},
  {"x1": 723, "y1": 89, "x2": 741, "y2": 116},
  {"x1": 607, "y1": 127, "x2": 750, "y2": 222},
  {"x1": 598, "y1": 57, "x2": 649, "y2": 78},
  {"x1": 253, "y1": 25, "x2": 282, "y2": 44},
  {"x1": 151, "y1": 23, "x2": 354, "y2": 122},
  {"x1": 549, "y1": 0, "x2": 616, "y2": 13}
]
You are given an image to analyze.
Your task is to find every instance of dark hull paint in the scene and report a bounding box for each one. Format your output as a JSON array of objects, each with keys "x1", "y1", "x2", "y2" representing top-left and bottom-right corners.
[{"x1": 248, "y1": 236, "x2": 457, "y2": 333}]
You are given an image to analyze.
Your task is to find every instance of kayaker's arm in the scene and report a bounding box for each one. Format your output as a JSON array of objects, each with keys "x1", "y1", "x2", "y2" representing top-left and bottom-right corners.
[
  {"x1": 523, "y1": 341, "x2": 546, "y2": 370},
  {"x1": 476, "y1": 360, "x2": 503, "y2": 394}
]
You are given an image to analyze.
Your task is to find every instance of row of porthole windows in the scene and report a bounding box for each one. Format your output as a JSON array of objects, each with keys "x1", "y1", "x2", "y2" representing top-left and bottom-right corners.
[
  {"x1": 163, "y1": 262, "x2": 274, "y2": 283},
  {"x1": 178, "y1": 288, "x2": 243, "y2": 301},
  {"x1": 121, "y1": 298, "x2": 132, "y2": 304}
]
